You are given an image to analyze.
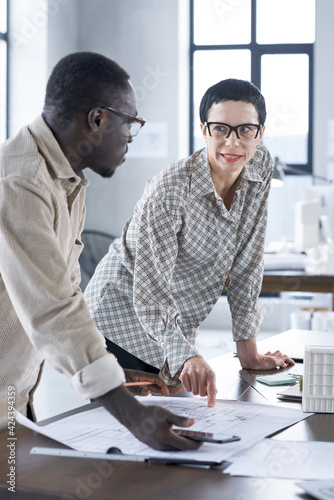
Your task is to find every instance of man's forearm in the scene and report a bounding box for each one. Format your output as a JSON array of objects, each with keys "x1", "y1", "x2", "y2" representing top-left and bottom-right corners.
[{"x1": 96, "y1": 384, "x2": 142, "y2": 429}]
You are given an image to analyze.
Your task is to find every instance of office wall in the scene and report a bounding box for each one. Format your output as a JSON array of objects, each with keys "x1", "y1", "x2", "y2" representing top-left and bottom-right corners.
[
  {"x1": 8, "y1": 0, "x2": 79, "y2": 134},
  {"x1": 72, "y1": 0, "x2": 181, "y2": 236},
  {"x1": 46, "y1": 0, "x2": 79, "y2": 74},
  {"x1": 313, "y1": 0, "x2": 334, "y2": 180},
  {"x1": 8, "y1": 0, "x2": 48, "y2": 134}
]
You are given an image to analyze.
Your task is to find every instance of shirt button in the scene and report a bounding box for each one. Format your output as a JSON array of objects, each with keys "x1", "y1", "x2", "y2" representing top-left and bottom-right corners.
[
  {"x1": 69, "y1": 177, "x2": 76, "y2": 183},
  {"x1": 160, "y1": 342, "x2": 165, "y2": 348}
]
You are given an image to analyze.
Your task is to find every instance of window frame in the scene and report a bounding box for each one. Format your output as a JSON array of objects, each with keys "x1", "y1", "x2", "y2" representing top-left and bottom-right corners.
[
  {"x1": 0, "y1": 0, "x2": 8, "y2": 141},
  {"x1": 189, "y1": 0, "x2": 314, "y2": 174}
]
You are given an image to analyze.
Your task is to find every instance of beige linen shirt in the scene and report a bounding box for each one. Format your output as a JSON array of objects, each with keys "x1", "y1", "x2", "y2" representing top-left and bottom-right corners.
[{"x1": 0, "y1": 116, "x2": 125, "y2": 428}]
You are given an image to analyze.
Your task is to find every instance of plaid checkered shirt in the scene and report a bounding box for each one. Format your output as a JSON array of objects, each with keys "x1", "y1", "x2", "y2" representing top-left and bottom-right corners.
[{"x1": 84, "y1": 145, "x2": 273, "y2": 384}]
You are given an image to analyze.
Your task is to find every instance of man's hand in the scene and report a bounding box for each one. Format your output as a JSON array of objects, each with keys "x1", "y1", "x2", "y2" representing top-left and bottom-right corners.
[
  {"x1": 180, "y1": 355, "x2": 217, "y2": 407},
  {"x1": 123, "y1": 369, "x2": 182, "y2": 396},
  {"x1": 236, "y1": 337, "x2": 295, "y2": 370},
  {"x1": 96, "y1": 385, "x2": 202, "y2": 451}
]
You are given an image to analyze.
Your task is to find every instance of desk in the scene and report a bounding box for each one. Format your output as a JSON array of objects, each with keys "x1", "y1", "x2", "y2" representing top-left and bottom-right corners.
[
  {"x1": 1, "y1": 331, "x2": 333, "y2": 500},
  {"x1": 262, "y1": 271, "x2": 334, "y2": 298}
]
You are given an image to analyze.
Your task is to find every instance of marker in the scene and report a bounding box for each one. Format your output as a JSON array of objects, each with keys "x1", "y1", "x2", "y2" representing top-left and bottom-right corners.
[{"x1": 124, "y1": 381, "x2": 153, "y2": 387}]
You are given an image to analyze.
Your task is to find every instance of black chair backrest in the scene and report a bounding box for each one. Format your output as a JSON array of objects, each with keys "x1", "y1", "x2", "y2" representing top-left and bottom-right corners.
[{"x1": 79, "y1": 230, "x2": 116, "y2": 278}]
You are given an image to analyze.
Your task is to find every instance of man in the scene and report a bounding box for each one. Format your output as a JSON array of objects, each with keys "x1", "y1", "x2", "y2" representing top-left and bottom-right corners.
[{"x1": 0, "y1": 52, "x2": 199, "y2": 451}]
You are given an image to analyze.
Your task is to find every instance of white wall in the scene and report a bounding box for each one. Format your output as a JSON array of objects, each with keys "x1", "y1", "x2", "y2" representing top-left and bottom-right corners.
[
  {"x1": 46, "y1": 0, "x2": 79, "y2": 75},
  {"x1": 313, "y1": 0, "x2": 334, "y2": 181},
  {"x1": 75, "y1": 0, "x2": 181, "y2": 236},
  {"x1": 8, "y1": 0, "x2": 79, "y2": 135},
  {"x1": 8, "y1": 0, "x2": 48, "y2": 135}
]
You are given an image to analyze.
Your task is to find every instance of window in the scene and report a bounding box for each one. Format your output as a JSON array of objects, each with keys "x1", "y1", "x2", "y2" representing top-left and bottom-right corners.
[
  {"x1": 190, "y1": 0, "x2": 315, "y2": 173},
  {"x1": 0, "y1": 0, "x2": 8, "y2": 144}
]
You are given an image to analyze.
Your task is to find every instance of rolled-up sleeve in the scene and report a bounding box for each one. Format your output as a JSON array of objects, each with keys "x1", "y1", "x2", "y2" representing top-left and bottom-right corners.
[{"x1": 71, "y1": 353, "x2": 125, "y2": 399}]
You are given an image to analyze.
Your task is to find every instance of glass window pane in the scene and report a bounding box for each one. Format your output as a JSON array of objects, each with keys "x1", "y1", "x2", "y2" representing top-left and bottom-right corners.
[
  {"x1": 0, "y1": 0, "x2": 7, "y2": 33},
  {"x1": 194, "y1": 0, "x2": 251, "y2": 46},
  {"x1": 0, "y1": 40, "x2": 7, "y2": 143},
  {"x1": 193, "y1": 49, "x2": 251, "y2": 152},
  {"x1": 261, "y1": 54, "x2": 309, "y2": 164},
  {"x1": 257, "y1": 0, "x2": 315, "y2": 44}
]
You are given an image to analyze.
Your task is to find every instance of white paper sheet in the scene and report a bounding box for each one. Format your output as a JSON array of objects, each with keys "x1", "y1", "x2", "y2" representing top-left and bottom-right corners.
[
  {"x1": 225, "y1": 439, "x2": 334, "y2": 480},
  {"x1": 264, "y1": 253, "x2": 306, "y2": 271},
  {"x1": 16, "y1": 397, "x2": 308, "y2": 463}
]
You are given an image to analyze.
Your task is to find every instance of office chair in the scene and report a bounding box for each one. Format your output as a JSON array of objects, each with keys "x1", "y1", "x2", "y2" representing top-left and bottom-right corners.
[{"x1": 79, "y1": 229, "x2": 116, "y2": 279}]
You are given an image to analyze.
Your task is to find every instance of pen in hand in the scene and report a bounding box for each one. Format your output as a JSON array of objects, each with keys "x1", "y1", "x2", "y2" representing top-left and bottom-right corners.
[
  {"x1": 124, "y1": 379, "x2": 183, "y2": 397},
  {"x1": 124, "y1": 381, "x2": 153, "y2": 387}
]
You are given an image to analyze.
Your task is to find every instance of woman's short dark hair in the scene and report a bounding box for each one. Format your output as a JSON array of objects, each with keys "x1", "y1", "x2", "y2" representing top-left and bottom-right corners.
[
  {"x1": 43, "y1": 52, "x2": 130, "y2": 128},
  {"x1": 199, "y1": 78, "x2": 266, "y2": 125}
]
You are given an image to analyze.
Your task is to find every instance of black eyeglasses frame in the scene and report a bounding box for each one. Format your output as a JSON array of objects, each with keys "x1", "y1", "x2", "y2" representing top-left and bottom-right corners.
[
  {"x1": 101, "y1": 106, "x2": 146, "y2": 136},
  {"x1": 204, "y1": 121, "x2": 262, "y2": 140}
]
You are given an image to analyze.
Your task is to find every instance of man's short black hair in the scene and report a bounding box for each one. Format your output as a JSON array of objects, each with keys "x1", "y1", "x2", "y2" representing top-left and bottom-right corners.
[
  {"x1": 43, "y1": 52, "x2": 130, "y2": 128},
  {"x1": 199, "y1": 78, "x2": 266, "y2": 126}
]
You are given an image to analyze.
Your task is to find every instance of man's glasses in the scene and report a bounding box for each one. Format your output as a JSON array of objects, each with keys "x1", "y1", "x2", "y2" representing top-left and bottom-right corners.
[
  {"x1": 102, "y1": 106, "x2": 146, "y2": 137},
  {"x1": 205, "y1": 122, "x2": 262, "y2": 142}
]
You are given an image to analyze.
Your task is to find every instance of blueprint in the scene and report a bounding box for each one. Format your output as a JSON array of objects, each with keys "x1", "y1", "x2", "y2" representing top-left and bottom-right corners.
[{"x1": 17, "y1": 396, "x2": 308, "y2": 463}]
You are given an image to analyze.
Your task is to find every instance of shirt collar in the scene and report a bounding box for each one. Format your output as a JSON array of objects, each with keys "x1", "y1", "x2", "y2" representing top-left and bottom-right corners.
[
  {"x1": 243, "y1": 146, "x2": 264, "y2": 183},
  {"x1": 28, "y1": 115, "x2": 89, "y2": 189},
  {"x1": 189, "y1": 148, "x2": 215, "y2": 197}
]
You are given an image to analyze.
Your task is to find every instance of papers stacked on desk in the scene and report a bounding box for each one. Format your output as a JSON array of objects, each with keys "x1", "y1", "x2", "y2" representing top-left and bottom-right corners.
[
  {"x1": 277, "y1": 384, "x2": 302, "y2": 402},
  {"x1": 17, "y1": 396, "x2": 307, "y2": 466},
  {"x1": 225, "y1": 439, "x2": 334, "y2": 480},
  {"x1": 297, "y1": 480, "x2": 334, "y2": 500},
  {"x1": 264, "y1": 253, "x2": 306, "y2": 271}
]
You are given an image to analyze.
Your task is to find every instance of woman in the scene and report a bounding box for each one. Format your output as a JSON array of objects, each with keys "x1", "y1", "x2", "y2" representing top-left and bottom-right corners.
[{"x1": 84, "y1": 78, "x2": 294, "y2": 407}]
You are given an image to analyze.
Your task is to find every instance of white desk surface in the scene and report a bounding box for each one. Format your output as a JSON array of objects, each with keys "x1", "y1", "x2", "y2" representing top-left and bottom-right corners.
[{"x1": 257, "y1": 328, "x2": 334, "y2": 361}]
